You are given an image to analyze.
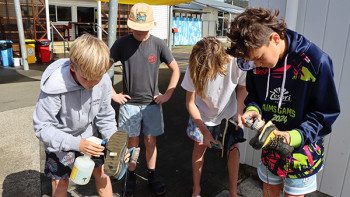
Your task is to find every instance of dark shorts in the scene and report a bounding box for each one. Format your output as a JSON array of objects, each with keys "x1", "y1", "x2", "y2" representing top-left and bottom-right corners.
[{"x1": 44, "y1": 151, "x2": 105, "y2": 180}]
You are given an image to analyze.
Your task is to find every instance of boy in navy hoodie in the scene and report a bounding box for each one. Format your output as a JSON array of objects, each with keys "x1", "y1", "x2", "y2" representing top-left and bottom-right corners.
[{"x1": 227, "y1": 7, "x2": 340, "y2": 196}]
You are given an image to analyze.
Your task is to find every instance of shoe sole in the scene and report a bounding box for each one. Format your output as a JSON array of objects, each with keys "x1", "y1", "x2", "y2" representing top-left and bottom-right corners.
[
  {"x1": 104, "y1": 130, "x2": 128, "y2": 177},
  {"x1": 249, "y1": 121, "x2": 276, "y2": 150}
]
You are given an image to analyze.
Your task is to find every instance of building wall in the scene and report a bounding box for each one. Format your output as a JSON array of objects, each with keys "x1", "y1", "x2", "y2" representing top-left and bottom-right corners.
[
  {"x1": 201, "y1": 7, "x2": 218, "y2": 21},
  {"x1": 150, "y1": 5, "x2": 169, "y2": 40},
  {"x1": 47, "y1": 1, "x2": 169, "y2": 40},
  {"x1": 241, "y1": 1, "x2": 350, "y2": 196},
  {"x1": 201, "y1": 7, "x2": 218, "y2": 38},
  {"x1": 202, "y1": 20, "x2": 216, "y2": 37},
  {"x1": 49, "y1": 0, "x2": 97, "y2": 40}
]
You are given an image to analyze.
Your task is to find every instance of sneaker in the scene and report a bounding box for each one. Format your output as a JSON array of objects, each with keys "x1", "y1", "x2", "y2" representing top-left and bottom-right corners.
[
  {"x1": 222, "y1": 118, "x2": 246, "y2": 145},
  {"x1": 147, "y1": 169, "x2": 166, "y2": 195},
  {"x1": 124, "y1": 170, "x2": 137, "y2": 197},
  {"x1": 217, "y1": 118, "x2": 246, "y2": 158},
  {"x1": 249, "y1": 120, "x2": 294, "y2": 160},
  {"x1": 115, "y1": 147, "x2": 140, "y2": 180},
  {"x1": 104, "y1": 130, "x2": 128, "y2": 178}
]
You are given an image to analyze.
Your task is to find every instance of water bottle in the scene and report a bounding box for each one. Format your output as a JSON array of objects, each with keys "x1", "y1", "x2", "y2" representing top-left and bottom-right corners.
[{"x1": 70, "y1": 137, "x2": 105, "y2": 185}]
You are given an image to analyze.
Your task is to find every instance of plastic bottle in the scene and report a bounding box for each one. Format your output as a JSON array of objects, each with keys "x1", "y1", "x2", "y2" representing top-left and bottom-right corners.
[
  {"x1": 70, "y1": 154, "x2": 95, "y2": 185},
  {"x1": 70, "y1": 137, "x2": 105, "y2": 185}
]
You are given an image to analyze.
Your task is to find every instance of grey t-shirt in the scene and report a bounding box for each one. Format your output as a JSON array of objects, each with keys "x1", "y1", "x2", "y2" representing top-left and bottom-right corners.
[{"x1": 110, "y1": 34, "x2": 174, "y2": 105}]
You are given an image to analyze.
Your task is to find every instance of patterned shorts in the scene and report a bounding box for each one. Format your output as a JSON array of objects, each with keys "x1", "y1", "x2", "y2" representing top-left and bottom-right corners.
[
  {"x1": 44, "y1": 151, "x2": 105, "y2": 180},
  {"x1": 186, "y1": 116, "x2": 237, "y2": 150}
]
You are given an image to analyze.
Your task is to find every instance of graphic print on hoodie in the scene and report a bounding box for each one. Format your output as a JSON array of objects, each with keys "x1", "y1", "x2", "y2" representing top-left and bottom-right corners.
[{"x1": 245, "y1": 29, "x2": 340, "y2": 178}]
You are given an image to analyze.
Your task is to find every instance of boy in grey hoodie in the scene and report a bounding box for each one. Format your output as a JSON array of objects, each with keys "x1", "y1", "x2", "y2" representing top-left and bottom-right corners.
[{"x1": 33, "y1": 34, "x2": 118, "y2": 196}]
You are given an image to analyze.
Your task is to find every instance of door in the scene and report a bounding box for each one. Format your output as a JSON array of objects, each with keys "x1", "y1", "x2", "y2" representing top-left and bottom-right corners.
[{"x1": 77, "y1": 7, "x2": 95, "y2": 36}]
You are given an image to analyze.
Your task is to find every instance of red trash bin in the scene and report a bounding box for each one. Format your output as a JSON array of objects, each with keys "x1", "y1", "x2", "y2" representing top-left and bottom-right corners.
[{"x1": 36, "y1": 39, "x2": 51, "y2": 62}]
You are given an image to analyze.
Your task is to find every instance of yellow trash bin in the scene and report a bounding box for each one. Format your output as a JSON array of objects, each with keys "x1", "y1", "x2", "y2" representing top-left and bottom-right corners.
[{"x1": 25, "y1": 39, "x2": 36, "y2": 64}]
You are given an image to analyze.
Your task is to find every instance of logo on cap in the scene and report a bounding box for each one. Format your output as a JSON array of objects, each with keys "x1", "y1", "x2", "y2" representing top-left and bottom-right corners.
[{"x1": 137, "y1": 13, "x2": 147, "y2": 22}]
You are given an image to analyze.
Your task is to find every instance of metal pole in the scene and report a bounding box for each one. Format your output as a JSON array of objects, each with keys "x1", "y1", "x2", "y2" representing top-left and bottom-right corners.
[
  {"x1": 63, "y1": 41, "x2": 66, "y2": 58},
  {"x1": 45, "y1": 0, "x2": 51, "y2": 42},
  {"x1": 97, "y1": 1, "x2": 102, "y2": 40},
  {"x1": 167, "y1": 5, "x2": 173, "y2": 51},
  {"x1": 45, "y1": 0, "x2": 52, "y2": 52},
  {"x1": 228, "y1": 13, "x2": 231, "y2": 29},
  {"x1": 14, "y1": 0, "x2": 29, "y2": 70},
  {"x1": 51, "y1": 26, "x2": 54, "y2": 51},
  {"x1": 107, "y1": 0, "x2": 118, "y2": 83}
]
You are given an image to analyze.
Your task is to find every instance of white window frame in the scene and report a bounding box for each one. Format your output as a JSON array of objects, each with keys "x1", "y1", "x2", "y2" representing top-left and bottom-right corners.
[{"x1": 50, "y1": 5, "x2": 73, "y2": 22}]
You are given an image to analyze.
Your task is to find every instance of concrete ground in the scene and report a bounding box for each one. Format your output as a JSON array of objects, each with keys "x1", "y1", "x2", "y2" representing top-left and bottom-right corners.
[{"x1": 0, "y1": 47, "x2": 329, "y2": 197}]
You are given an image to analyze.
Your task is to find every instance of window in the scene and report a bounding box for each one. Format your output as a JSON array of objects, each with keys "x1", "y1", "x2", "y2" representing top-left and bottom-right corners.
[
  {"x1": 57, "y1": 6, "x2": 72, "y2": 21},
  {"x1": 217, "y1": 16, "x2": 229, "y2": 37},
  {"x1": 49, "y1": 5, "x2": 72, "y2": 22},
  {"x1": 49, "y1": 5, "x2": 56, "y2": 22}
]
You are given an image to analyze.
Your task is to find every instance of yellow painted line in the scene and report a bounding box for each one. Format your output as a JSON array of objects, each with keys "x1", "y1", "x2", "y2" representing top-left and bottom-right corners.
[
  {"x1": 177, "y1": 62, "x2": 188, "y2": 66},
  {"x1": 159, "y1": 62, "x2": 188, "y2": 69}
]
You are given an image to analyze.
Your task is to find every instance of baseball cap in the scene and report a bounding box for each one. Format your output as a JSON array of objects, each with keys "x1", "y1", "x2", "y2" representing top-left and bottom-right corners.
[{"x1": 127, "y1": 3, "x2": 155, "y2": 31}]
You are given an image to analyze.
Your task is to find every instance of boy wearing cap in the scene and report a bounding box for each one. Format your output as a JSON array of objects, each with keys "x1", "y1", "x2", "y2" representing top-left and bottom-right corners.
[{"x1": 110, "y1": 3, "x2": 180, "y2": 196}]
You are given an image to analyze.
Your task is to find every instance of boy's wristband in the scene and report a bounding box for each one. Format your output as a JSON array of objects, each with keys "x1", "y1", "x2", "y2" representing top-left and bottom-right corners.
[
  {"x1": 286, "y1": 130, "x2": 302, "y2": 148},
  {"x1": 245, "y1": 106, "x2": 260, "y2": 114}
]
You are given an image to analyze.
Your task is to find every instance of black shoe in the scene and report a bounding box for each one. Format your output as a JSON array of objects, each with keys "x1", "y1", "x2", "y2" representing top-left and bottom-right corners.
[
  {"x1": 147, "y1": 169, "x2": 166, "y2": 195},
  {"x1": 249, "y1": 121, "x2": 294, "y2": 160},
  {"x1": 124, "y1": 170, "x2": 136, "y2": 197},
  {"x1": 222, "y1": 118, "x2": 246, "y2": 144},
  {"x1": 217, "y1": 118, "x2": 246, "y2": 158}
]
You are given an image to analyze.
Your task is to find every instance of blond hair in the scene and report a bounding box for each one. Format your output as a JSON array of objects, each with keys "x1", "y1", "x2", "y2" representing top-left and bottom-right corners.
[
  {"x1": 69, "y1": 34, "x2": 110, "y2": 80},
  {"x1": 189, "y1": 37, "x2": 230, "y2": 98}
]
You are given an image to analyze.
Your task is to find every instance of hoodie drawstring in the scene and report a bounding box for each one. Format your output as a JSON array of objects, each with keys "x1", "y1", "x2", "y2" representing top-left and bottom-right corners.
[
  {"x1": 265, "y1": 69, "x2": 271, "y2": 101},
  {"x1": 264, "y1": 54, "x2": 289, "y2": 111},
  {"x1": 278, "y1": 54, "x2": 289, "y2": 110}
]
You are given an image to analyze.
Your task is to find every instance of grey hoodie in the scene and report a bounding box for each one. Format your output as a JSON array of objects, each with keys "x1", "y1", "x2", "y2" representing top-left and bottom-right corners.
[{"x1": 33, "y1": 59, "x2": 117, "y2": 153}]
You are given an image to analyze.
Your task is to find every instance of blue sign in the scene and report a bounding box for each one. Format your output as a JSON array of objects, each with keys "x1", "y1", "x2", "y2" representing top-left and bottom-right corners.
[{"x1": 172, "y1": 17, "x2": 202, "y2": 45}]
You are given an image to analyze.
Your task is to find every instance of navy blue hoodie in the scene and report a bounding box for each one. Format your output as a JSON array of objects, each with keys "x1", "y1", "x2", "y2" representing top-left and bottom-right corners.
[{"x1": 245, "y1": 29, "x2": 340, "y2": 178}]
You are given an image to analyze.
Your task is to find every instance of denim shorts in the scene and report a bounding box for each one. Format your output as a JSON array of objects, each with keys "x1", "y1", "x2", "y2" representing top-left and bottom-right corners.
[
  {"x1": 44, "y1": 151, "x2": 104, "y2": 180},
  {"x1": 186, "y1": 116, "x2": 236, "y2": 150},
  {"x1": 257, "y1": 161, "x2": 317, "y2": 195},
  {"x1": 118, "y1": 103, "x2": 164, "y2": 137}
]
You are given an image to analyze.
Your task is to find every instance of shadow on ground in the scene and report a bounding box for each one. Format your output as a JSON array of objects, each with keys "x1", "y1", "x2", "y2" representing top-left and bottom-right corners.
[
  {"x1": 0, "y1": 63, "x2": 50, "y2": 84},
  {"x1": 2, "y1": 170, "x2": 57, "y2": 197},
  {"x1": 108, "y1": 68, "x2": 241, "y2": 197}
]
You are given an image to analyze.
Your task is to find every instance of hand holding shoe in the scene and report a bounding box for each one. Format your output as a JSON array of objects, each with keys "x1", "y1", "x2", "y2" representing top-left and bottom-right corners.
[{"x1": 273, "y1": 130, "x2": 291, "y2": 145}]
